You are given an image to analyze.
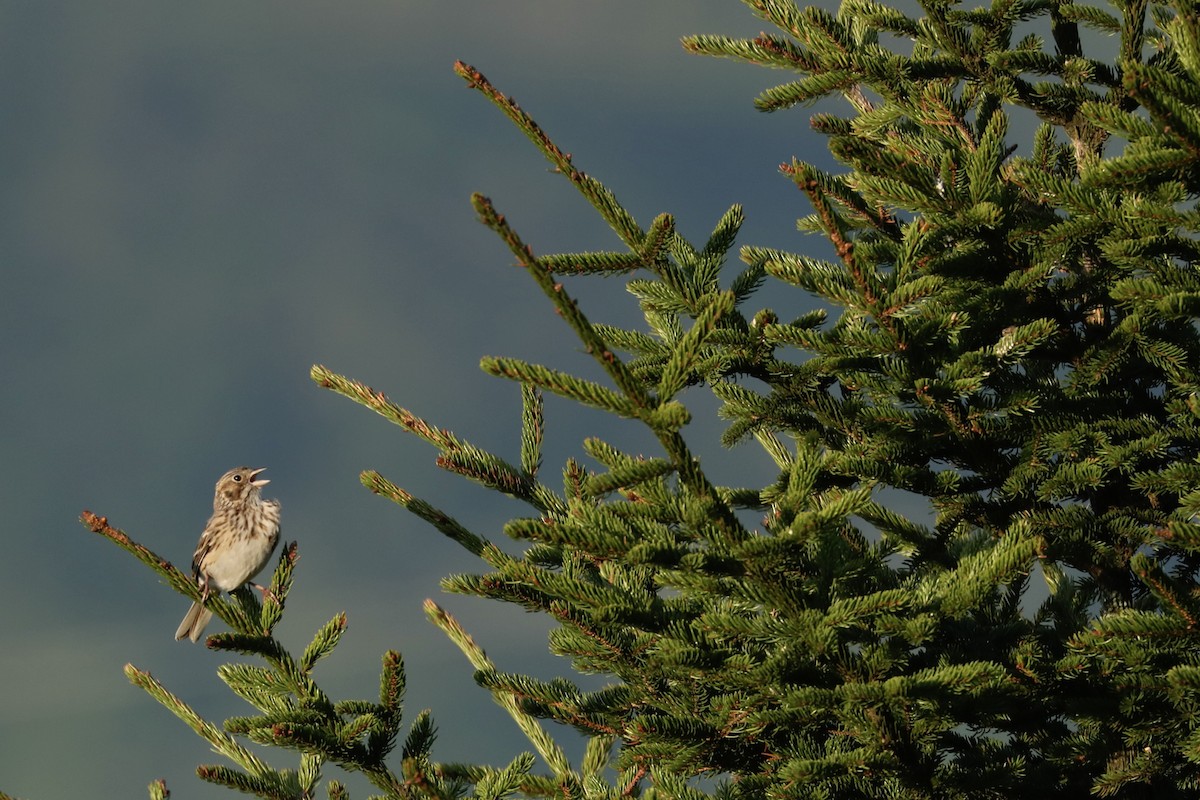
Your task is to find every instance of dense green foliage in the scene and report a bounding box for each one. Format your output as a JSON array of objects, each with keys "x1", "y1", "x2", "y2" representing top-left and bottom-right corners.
[{"x1": 56, "y1": 0, "x2": 1200, "y2": 798}]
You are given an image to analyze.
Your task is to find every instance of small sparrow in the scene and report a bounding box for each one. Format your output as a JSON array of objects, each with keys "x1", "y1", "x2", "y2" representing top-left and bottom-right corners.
[{"x1": 175, "y1": 466, "x2": 282, "y2": 642}]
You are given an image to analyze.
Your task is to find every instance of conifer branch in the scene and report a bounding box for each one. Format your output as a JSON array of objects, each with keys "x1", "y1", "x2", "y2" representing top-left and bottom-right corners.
[
  {"x1": 125, "y1": 665, "x2": 277, "y2": 780},
  {"x1": 656, "y1": 291, "x2": 736, "y2": 400},
  {"x1": 469, "y1": 196, "x2": 651, "y2": 409},
  {"x1": 481, "y1": 356, "x2": 648, "y2": 420},
  {"x1": 781, "y1": 161, "x2": 858, "y2": 272},
  {"x1": 519, "y1": 385, "x2": 543, "y2": 479},
  {"x1": 453, "y1": 61, "x2": 645, "y2": 251},
  {"x1": 537, "y1": 252, "x2": 646, "y2": 276},
  {"x1": 80, "y1": 511, "x2": 293, "y2": 641},
  {"x1": 470, "y1": 194, "x2": 749, "y2": 544},
  {"x1": 359, "y1": 470, "x2": 497, "y2": 560},
  {"x1": 81, "y1": 510, "x2": 201, "y2": 599},
  {"x1": 310, "y1": 366, "x2": 464, "y2": 451},
  {"x1": 424, "y1": 601, "x2": 573, "y2": 782},
  {"x1": 314, "y1": 366, "x2": 565, "y2": 515}
]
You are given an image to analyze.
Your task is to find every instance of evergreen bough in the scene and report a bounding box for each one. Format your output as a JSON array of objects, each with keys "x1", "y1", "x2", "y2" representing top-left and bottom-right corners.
[{"x1": 35, "y1": 0, "x2": 1200, "y2": 797}]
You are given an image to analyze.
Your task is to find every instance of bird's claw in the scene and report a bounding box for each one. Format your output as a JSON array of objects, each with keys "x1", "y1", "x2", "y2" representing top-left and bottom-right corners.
[{"x1": 251, "y1": 581, "x2": 280, "y2": 607}]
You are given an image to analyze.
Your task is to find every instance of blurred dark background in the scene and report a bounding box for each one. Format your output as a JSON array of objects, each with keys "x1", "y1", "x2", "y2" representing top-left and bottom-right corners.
[{"x1": 0, "y1": 3, "x2": 832, "y2": 797}]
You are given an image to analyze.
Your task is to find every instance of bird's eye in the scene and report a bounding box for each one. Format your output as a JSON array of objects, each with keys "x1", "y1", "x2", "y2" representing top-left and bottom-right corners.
[{"x1": 233, "y1": 475, "x2": 243, "y2": 482}]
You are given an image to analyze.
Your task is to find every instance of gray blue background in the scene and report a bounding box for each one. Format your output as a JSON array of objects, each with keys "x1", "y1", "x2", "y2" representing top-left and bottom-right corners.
[{"x1": 1, "y1": 3, "x2": 832, "y2": 797}]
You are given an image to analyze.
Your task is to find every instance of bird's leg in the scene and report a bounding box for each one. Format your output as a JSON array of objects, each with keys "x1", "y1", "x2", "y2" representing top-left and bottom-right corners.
[{"x1": 249, "y1": 581, "x2": 280, "y2": 606}]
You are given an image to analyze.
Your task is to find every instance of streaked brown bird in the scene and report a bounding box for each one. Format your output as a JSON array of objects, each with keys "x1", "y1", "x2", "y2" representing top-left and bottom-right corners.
[{"x1": 175, "y1": 466, "x2": 282, "y2": 642}]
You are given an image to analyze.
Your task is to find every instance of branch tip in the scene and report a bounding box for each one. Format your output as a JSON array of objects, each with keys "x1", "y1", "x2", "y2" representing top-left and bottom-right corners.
[{"x1": 81, "y1": 509, "x2": 108, "y2": 532}]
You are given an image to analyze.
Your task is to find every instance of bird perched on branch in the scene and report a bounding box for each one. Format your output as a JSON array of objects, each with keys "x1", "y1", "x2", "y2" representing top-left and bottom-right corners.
[{"x1": 175, "y1": 466, "x2": 281, "y2": 643}]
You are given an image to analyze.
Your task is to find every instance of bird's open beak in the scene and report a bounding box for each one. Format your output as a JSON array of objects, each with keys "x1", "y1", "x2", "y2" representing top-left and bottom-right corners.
[{"x1": 250, "y1": 467, "x2": 270, "y2": 487}]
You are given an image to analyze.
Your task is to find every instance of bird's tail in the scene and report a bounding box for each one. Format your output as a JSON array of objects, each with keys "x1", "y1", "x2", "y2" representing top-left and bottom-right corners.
[{"x1": 174, "y1": 601, "x2": 214, "y2": 643}]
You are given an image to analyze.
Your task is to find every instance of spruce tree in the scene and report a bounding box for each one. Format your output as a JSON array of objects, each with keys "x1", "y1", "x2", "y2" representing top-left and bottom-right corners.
[{"x1": 42, "y1": 0, "x2": 1200, "y2": 797}]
